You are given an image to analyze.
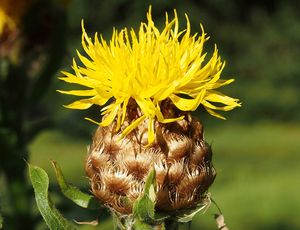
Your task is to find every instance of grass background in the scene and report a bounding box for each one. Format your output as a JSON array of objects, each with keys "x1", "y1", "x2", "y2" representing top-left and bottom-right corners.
[{"x1": 29, "y1": 121, "x2": 300, "y2": 230}]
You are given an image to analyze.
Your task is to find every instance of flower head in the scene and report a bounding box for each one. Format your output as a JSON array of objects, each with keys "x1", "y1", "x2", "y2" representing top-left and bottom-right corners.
[{"x1": 59, "y1": 7, "x2": 240, "y2": 144}]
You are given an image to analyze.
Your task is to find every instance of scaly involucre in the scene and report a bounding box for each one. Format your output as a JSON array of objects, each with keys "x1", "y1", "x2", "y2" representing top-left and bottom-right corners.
[{"x1": 59, "y1": 7, "x2": 240, "y2": 144}]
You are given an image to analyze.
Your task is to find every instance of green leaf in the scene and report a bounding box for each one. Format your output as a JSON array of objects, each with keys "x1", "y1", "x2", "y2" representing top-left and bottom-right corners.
[
  {"x1": 133, "y1": 169, "x2": 156, "y2": 223},
  {"x1": 132, "y1": 169, "x2": 170, "y2": 227},
  {"x1": 29, "y1": 164, "x2": 76, "y2": 230},
  {"x1": 133, "y1": 169, "x2": 169, "y2": 229},
  {"x1": 132, "y1": 169, "x2": 170, "y2": 228},
  {"x1": 51, "y1": 161, "x2": 98, "y2": 209},
  {"x1": 133, "y1": 219, "x2": 153, "y2": 230}
]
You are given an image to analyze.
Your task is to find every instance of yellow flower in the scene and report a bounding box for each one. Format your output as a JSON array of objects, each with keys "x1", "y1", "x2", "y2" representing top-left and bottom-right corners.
[
  {"x1": 0, "y1": 8, "x2": 14, "y2": 33},
  {"x1": 59, "y1": 7, "x2": 241, "y2": 144},
  {"x1": 0, "y1": 0, "x2": 29, "y2": 34}
]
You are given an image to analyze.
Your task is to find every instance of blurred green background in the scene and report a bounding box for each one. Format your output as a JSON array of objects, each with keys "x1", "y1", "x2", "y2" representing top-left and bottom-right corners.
[{"x1": 1, "y1": 0, "x2": 300, "y2": 229}]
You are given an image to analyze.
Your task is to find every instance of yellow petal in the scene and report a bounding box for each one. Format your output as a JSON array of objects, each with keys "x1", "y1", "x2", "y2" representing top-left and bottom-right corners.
[
  {"x1": 208, "y1": 79, "x2": 235, "y2": 89},
  {"x1": 57, "y1": 89, "x2": 96, "y2": 97},
  {"x1": 204, "y1": 107, "x2": 226, "y2": 120},
  {"x1": 76, "y1": 50, "x2": 95, "y2": 70},
  {"x1": 59, "y1": 71, "x2": 94, "y2": 88},
  {"x1": 94, "y1": 86, "x2": 112, "y2": 98},
  {"x1": 155, "y1": 84, "x2": 176, "y2": 102},
  {"x1": 170, "y1": 90, "x2": 205, "y2": 111},
  {"x1": 147, "y1": 118, "x2": 155, "y2": 144},
  {"x1": 155, "y1": 106, "x2": 184, "y2": 123},
  {"x1": 202, "y1": 100, "x2": 238, "y2": 111},
  {"x1": 64, "y1": 98, "x2": 96, "y2": 110},
  {"x1": 120, "y1": 115, "x2": 146, "y2": 139},
  {"x1": 135, "y1": 97, "x2": 156, "y2": 117},
  {"x1": 121, "y1": 98, "x2": 129, "y2": 124},
  {"x1": 100, "y1": 104, "x2": 119, "y2": 126},
  {"x1": 204, "y1": 90, "x2": 241, "y2": 110},
  {"x1": 84, "y1": 117, "x2": 101, "y2": 125}
]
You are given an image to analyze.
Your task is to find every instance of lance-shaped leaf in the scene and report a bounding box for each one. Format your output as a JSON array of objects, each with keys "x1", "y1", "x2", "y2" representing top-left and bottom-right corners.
[
  {"x1": 132, "y1": 169, "x2": 170, "y2": 230},
  {"x1": 132, "y1": 169, "x2": 169, "y2": 229},
  {"x1": 51, "y1": 161, "x2": 98, "y2": 209},
  {"x1": 29, "y1": 164, "x2": 76, "y2": 230},
  {"x1": 133, "y1": 169, "x2": 156, "y2": 223}
]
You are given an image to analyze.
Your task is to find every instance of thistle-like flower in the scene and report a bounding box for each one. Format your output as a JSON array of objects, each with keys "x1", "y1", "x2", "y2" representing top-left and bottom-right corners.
[{"x1": 59, "y1": 7, "x2": 240, "y2": 224}]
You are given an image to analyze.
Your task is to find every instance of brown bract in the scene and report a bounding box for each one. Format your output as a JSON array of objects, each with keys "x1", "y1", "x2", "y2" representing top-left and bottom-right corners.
[{"x1": 85, "y1": 99, "x2": 216, "y2": 215}]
